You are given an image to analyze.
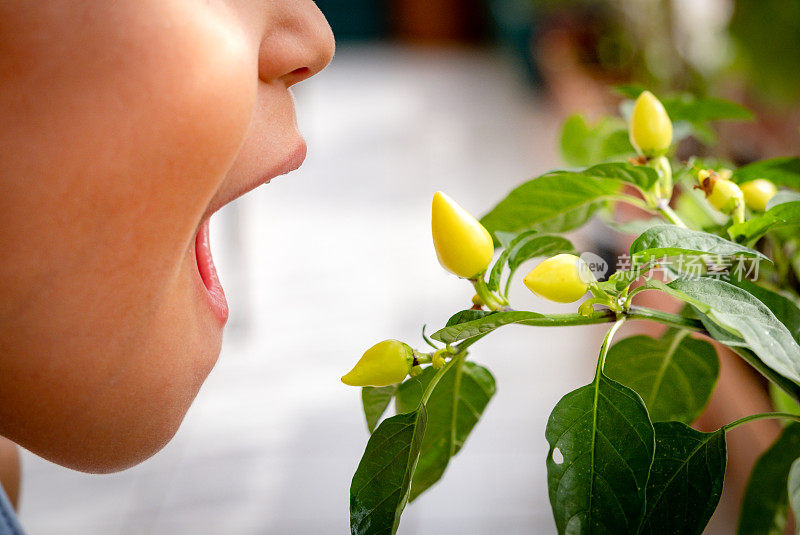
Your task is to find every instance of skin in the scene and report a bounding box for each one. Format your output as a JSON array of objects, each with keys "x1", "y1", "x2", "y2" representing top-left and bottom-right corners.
[
  {"x1": 0, "y1": 1, "x2": 334, "y2": 473},
  {"x1": 0, "y1": 438, "x2": 19, "y2": 509}
]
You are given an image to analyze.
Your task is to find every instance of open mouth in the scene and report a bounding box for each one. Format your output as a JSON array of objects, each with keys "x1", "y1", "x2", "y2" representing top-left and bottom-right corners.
[{"x1": 195, "y1": 218, "x2": 229, "y2": 324}]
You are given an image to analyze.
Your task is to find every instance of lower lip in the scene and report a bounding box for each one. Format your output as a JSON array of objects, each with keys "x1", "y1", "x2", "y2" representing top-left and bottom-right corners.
[{"x1": 195, "y1": 218, "x2": 229, "y2": 325}]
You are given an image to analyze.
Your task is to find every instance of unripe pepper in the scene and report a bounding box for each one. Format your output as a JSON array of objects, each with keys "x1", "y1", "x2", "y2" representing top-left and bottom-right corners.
[
  {"x1": 697, "y1": 170, "x2": 744, "y2": 212},
  {"x1": 431, "y1": 191, "x2": 494, "y2": 279},
  {"x1": 707, "y1": 179, "x2": 744, "y2": 212},
  {"x1": 523, "y1": 254, "x2": 594, "y2": 303},
  {"x1": 341, "y1": 340, "x2": 414, "y2": 387},
  {"x1": 629, "y1": 91, "x2": 673, "y2": 158},
  {"x1": 740, "y1": 179, "x2": 777, "y2": 212}
]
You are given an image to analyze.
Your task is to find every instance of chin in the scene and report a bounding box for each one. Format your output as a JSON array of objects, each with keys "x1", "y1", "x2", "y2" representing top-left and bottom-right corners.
[
  {"x1": 67, "y1": 429, "x2": 181, "y2": 475},
  {"x1": 42, "y1": 383, "x2": 207, "y2": 475},
  {"x1": 74, "y1": 245, "x2": 225, "y2": 473},
  {"x1": 16, "y1": 300, "x2": 222, "y2": 474}
]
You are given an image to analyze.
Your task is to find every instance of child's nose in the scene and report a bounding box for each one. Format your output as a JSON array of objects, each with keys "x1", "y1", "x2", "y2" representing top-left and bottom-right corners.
[{"x1": 258, "y1": 0, "x2": 335, "y2": 87}]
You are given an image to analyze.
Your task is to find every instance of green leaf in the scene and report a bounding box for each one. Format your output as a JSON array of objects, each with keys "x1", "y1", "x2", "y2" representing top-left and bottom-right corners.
[
  {"x1": 728, "y1": 278, "x2": 800, "y2": 346},
  {"x1": 737, "y1": 423, "x2": 800, "y2": 535},
  {"x1": 546, "y1": 373, "x2": 655, "y2": 534},
  {"x1": 617, "y1": 86, "x2": 752, "y2": 122},
  {"x1": 560, "y1": 114, "x2": 595, "y2": 166},
  {"x1": 487, "y1": 230, "x2": 537, "y2": 292},
  {"x1": 480, "y1": 162, "x2": 663, "y2": 238},
  {"x1": 609, "y1": 268, "x2": 643, "y2": 291},
  {"x1": 602, "y1": 129, "x2": 637, "y2": 162},
  {"x1": 433, "y1": 310, "x2": 547, "y2": 344},
  {"x1": 728, "y1": 201, "x2": 800, "y2": 242},
  {"x1": 479, "y1": 171, "x2": 621, "y2": 236},
  {"x1": 604, "y1": 331, "x2": 719, "y2": 424},
  {"x1": 583, "y1": 162, "x2": 661, "y2": 192},
  {"x1": 732, "y1": 157, "x2": 800, "y2": 190},
  {"x1": 431, "y1": 309, "x2": 615, "y2": 345},
  {"x1": 361, "y1": 386, "x2": 398, "y2": 434},
  {"x1": 493, "y1": 230, "x2": 518, "y2": 249},
  {"x1": 443, "y1": 309, "x2": 493, "y2": 327},
  {"x1": 770, "y1": 383, "x2": 800, "y2": 418},
  {"x1": 788, "y1": 458, "x2": 800, "y2": 531},
  {"x1": 728, "y1": 0, "x2": 800, "y2": 103},
  {"x1": 639, "y1": 422, "x2": 726, "y2": 535},
  {"x1": 394, "y1": 361, "x2": 496, "y2": 501},
  {"x1": 488, "y1": 232, "x2": 575, "y2": 294},
  {"x1": 664, "y1": 94, "x2": 753, "y2": 124},
  {"x1": 559, "y1": 114, "x2": 635, "y2": 166},
  {"x1": 659, "y1": 278, "x2": 800, "y2": 383},
  {"x1": 630, "y1": 225, "x2": 768, "y2": 264},
  {"x1": 350, "y1": 408, "x2": 427, "y2": 535}
]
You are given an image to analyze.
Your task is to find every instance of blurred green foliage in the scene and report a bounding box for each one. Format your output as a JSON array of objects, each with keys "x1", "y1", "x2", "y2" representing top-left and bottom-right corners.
[{"x1": 729, "y1": 0, "x2": 800, "y2": 104}]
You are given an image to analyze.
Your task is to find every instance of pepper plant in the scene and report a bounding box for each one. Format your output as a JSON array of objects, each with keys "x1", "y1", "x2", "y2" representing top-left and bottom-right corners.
[{"x1": 343, "y1": 88, "x2": 800, "y2": 534}]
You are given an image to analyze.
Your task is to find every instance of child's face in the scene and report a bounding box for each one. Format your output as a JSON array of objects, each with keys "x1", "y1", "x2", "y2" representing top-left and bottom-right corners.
[{"x1": 0, "y1": 1, "x2": 333, "y2": 472}]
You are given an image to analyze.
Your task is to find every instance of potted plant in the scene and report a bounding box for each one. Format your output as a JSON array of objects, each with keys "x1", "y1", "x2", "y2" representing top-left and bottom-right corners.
[{"x1": 343, "y1": 88, "x2": 800, "y2": 534}]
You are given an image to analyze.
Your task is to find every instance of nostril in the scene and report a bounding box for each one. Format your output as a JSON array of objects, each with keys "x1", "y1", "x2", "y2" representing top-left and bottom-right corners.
[
  {"x1": 278, "y1": 66, "x2": 312, "y2": 87},
  {"x1": 289, "y1": 67, "x2": 310, "y2": 78}
]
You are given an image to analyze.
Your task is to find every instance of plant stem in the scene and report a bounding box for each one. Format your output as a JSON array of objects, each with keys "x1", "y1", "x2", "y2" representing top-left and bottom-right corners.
[
  {"x1": 420, "y1": 352, "x2": 462, "y2": 404},
  {"x1": 421, "y1": 325, "x2": 439, "y2": 349},
  {"x1": 626, "y1": 306, "x2": 705, "y2": 331},
  {"x1": 723, "y1": 412, "x2": 800, "y2": 431},
  {"x1": 610, "y1": 194, "x2": 656, "y2": 213},
  {"x1": 472, "y1": 277, "x2": 506, "y2": 311},
  {"x1": 595, "y1": 317, "x2": 627, "y2": 378},
  {"x1": 623, "y1": 284, "x2": 650, "y2": 309},
  {"x1": 657, "y1": 202, "x2": 688, "y2": 228},
  {"x1": 442, "y1": 307, "x2": 701, "y2": 343},
  {"x1": 651, "y1": 155, "x2": 673, "y2": 203},
  {"x1": 516, "y1": 310, "x2": 618, "y2": 327}
]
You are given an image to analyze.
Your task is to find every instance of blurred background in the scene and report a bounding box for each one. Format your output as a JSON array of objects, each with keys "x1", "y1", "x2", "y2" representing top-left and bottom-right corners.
[{"x1": 16, "y1": 0, "x2": 800, "y2": 533}]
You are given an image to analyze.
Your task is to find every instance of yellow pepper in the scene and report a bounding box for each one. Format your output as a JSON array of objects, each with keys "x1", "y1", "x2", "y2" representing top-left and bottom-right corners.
[
  {"x1": 431, "y1": 191, "x2": 494, "y2": 279},
  {"x1": 341, "y1": 340, "x2": 414, "y2": 387},
  {"x1": 696, "y1": 169, "x2": 745, "y2": 223},
  {"x1": 740, "y1": 179, "x2": 777, "y2": 212},
  {"x1": 523, "y1": 254, "x2": 594, "y2": 303},
  {"x1": 629, "y1": 91, "x2": 673, "y2": 158},
  {"x1": 707, "y1": 179, "x2": 744, "y2": 213}
]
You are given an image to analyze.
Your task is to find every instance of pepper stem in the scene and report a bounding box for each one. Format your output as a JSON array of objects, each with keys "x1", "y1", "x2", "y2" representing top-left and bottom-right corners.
[{"x1": 472, "y1": 277, "x2": 507, "y2": 311}]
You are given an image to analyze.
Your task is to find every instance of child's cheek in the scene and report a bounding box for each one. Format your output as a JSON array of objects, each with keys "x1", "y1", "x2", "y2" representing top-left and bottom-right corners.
[
  {"x1": 0, "y1": 1, "x2": 258, "y2": 470},
  {"x1": 109, "y1": 2, "x2": 257, "y2": 245},
  {"x1": 2, "y1": 1, "x2": 257, "y2": 278}
]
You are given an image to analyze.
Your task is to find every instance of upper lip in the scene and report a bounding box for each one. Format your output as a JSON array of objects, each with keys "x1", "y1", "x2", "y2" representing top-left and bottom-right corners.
[{"x1": 200, "y1": 140, "x2": 307, "y2": 221}]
